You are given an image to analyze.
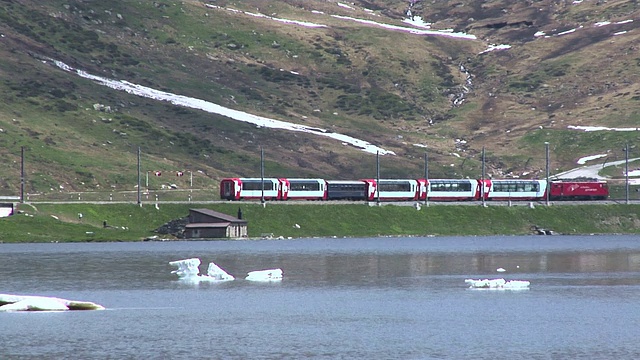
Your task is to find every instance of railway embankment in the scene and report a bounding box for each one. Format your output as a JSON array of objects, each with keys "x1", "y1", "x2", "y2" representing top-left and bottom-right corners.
[{"x1": 1, "y1": 202, "x2": 640, "y2": 243}]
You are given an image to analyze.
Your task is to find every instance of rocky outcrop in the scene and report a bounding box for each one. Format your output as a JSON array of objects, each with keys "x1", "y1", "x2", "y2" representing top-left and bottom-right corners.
[{"x1": 154, "y1": 216, "x2": 189, "y2": 238}]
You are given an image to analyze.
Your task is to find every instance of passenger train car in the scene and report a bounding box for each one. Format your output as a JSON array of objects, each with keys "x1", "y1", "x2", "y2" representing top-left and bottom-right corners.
[
  {"x1": 426, "y1": 179, "x2": 478, "y2": 201},
  {"x1": 481, "y1": 179, "x2": 547, "y2": 201},
  {"x1": 279, "y1": 178, "x2": 326, "y2": 200},
  {"x1": 220, "y1": 178, "x2": 281, "y2": 200},
  {"x1": 362, "y1": 179, "x2": 427, "y2": 201},
  {"x1": 219, "y1": 177, "x2": 609, "y2": 202}
]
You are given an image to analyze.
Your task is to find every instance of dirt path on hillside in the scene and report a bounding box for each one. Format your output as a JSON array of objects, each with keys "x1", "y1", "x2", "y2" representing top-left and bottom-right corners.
[{"x1": 554, "y1": 158, "x2": 640, "y2": 180}]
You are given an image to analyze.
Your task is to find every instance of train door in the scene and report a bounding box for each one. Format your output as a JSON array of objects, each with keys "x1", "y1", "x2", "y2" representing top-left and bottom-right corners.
[
  {"x1": 477, "y1": 179, "x2": 491, "y2": 200},
  {"x1": 279, "y1": 179, "x2": 290, "y2": 200},
  {"x1": 362, "y1": 179, "x2": 377, "y2": 201},
  {"x1": 220, "y1": 179, "x2": 238, "y2": 200},
  {"x1": 417, "y1": 179, "x2": 427, "y2": 201}
]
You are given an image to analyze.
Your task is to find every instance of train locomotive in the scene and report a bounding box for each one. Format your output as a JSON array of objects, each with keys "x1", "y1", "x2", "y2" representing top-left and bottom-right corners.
[{"x1": 219, "y1": 177, "x2": 609, "y2": 202}]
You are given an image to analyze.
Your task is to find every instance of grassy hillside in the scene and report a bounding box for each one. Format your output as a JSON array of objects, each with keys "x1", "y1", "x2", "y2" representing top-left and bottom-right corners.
[
  {"x1": 2, "y1": 202, "x2": 640, "y2": 243},
  {"x1": 1, "y1": 0, "x2": 639, "y2": 199}
]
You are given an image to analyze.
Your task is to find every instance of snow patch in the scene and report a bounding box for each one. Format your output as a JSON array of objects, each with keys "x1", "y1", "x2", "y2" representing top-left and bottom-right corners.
[
  {"x1": 577, "y1": 154, "x2": 607, "y2": 165},
  {"x1": 51, "y1": 60, "x2": 394, "y2": 155}
]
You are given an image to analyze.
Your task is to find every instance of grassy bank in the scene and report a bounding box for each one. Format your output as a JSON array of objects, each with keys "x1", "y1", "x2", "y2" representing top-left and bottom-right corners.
[{"x1": 2, "y1": 202, "x2": 640, "y2": 243}]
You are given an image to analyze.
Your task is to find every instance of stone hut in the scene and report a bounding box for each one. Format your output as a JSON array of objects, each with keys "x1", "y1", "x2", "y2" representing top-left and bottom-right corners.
[{"x1": 184, "y1": 208, "x2": 247, "y2": 239}]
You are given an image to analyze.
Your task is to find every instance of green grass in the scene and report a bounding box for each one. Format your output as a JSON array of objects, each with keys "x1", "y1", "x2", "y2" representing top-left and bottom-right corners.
[{"x1": 2, "y1": 202, "x2": 640, "y2": 243}]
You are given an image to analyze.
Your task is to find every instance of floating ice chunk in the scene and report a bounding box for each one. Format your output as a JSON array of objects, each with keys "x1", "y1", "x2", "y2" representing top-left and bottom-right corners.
[
  {"x1": 496, "y1": 268, "x2": 506, "y2": 272},
  {"x1": 245, "y1": 269, "x2": 283, "y2": 282},
  {"x1": 169, "y1": 258, "x2": 202, "y2": 279},
  {"x1": 206, "y1": 262, "x2": 235, "y2": 281},
  {"x1": 169, "y1": 258, "x2": 235, "y2": 282},
  {"x1": 465, "y1": 278, "x2": 530, "y2": 290},
  {"x1": 0, "y1": 293, "x2": 105, "y2": 312}
]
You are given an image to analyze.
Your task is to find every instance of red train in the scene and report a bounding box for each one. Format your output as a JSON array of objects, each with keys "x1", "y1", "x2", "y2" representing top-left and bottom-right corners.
[{"x1": 220, "y1": 178, "x2": 609, "y2": 202}]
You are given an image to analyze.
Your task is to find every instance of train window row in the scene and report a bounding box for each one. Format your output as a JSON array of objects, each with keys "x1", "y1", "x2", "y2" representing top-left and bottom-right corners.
[
  {"x1": 379, "y1": 183, "x2": 413, "y2": 192},
  {"x1": 429, "y1": 182, "x2": 472, "y2": 192},
  {"x1": 289, "y1": 182, "x2": 323, "y2": 191},
  {"x1": 241, "y1": 180, "x2": 274, "y2": 191},
  {"x1": 492, "y1": 181, "x2": 539, "y2": 193}
]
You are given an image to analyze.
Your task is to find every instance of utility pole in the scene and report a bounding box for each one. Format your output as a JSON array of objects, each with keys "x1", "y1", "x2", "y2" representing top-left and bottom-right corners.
[
  {"x1": 625, "y1": 143, "x2": 629, "y2": 204},
  {"x1": 376, "y1": 150, "x2": 380, "y2": 205},
  {"x1": 545, "y1": 142, "x2": 550, "y2": 206},
  {"x1": 424, "y1": 152, "x2": 429, "y2": 206},
  {"x1": 137, "y1": 146, "x2": 141, "y2": 206},
  {"x1": 481, "y1": 146, "x2": 486, "y2": 207},
  {"x1": 20, "y1": 146, "x2": 24, "y2": 203},
  {"x1": 260, "y1": 146, "x2": 265, "y2": 205}
]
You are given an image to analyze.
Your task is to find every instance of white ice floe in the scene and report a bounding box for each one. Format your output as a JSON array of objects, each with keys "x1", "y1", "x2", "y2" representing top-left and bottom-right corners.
[
  {"x1": 50, "y1": 59, "x2": 394, "y2": 156},
  {"x1": 0, "y1": 293, "x2": 105, "y2": 312},
  {"x1": 169, "y1": 258, "x2": 235, "y2": 282},
  {"x1": 465, "y1": 278, "x2": 530, "y2": 290},
  {"x1": 245, "y1": 268, "x2": 283, "y2": 282}
]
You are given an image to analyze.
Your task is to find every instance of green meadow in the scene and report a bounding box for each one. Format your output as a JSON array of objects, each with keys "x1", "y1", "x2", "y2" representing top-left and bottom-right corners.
[{"x1": 2, "y1": 202, "x2": 640, "y2": 243}]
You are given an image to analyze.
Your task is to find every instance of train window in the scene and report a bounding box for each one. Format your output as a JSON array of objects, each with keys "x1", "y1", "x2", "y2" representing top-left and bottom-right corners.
[
  {"x1": 493, "y1": 181, "x2": 539, "y2": 193},
  {"x1": 430, "y1": 181, "x2": 471, "y2": 192},
  {"x1": 379, "y1": 182, "x2": 411, "y2": 192},
  {"x1": 329, "y1": 183, "x2": 365, "y2": 191},
  {"x1": 242, "y1": 180, "x2": 274, "y2": 191},
  {"x1": 290, "y1": 181, "x2": 321, "y2": 191}
]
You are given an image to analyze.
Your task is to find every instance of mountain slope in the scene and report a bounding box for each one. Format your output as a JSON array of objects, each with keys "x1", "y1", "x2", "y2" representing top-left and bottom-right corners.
[{"x1": 1, "y1": 0, "x2": 639, "y2": 196}]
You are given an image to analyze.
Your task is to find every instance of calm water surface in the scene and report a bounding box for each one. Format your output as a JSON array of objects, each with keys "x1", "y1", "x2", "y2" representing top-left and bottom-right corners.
[{"x1": 2, "y1": 235, "x2": 640, "y2": 359}]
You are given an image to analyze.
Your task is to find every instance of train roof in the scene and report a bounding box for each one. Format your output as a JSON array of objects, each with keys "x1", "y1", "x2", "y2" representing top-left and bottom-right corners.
[
  {"x1": 281, "y1": 178, "x2": 325, "y2": 182},
  {"x1": 325, "y1": 180, "x2": 365, "y2": 184},
  {"x1": 551, "y1": 178, "x2": 607, "y2": 183},
  {"x1": 223, "y1": 177, "x2": 279, "y2": 182}
]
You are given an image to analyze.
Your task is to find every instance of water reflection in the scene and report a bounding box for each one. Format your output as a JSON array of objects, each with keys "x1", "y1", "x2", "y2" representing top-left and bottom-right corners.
[{"x1": 3, "y1": 235, "x2": 640, "y2": 359}]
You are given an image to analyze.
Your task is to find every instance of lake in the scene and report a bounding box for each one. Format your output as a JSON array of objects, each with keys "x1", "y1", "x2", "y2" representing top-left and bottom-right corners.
[{"x1": 2, "y1": 235, "x2": 640, "y2": 359}]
